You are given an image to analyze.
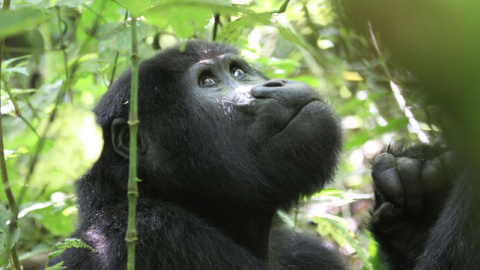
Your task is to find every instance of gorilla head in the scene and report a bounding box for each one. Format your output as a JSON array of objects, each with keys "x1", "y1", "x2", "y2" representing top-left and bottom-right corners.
[{"x1": 86, "y1": 41, "x2": 341, "y2": 214}]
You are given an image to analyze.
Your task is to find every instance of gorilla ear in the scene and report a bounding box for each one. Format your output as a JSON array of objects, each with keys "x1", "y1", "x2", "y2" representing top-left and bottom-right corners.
[
  {"x1": 111, "y1": 118, "x2": 130, "y2": 159},
  {"x1": 111, "y1": 117, "x2": 146, "y2": 160}
]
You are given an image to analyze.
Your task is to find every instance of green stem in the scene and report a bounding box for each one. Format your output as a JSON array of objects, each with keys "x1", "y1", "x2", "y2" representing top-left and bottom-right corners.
[
  {"x1": 277, "y1": 0, "x2": 290, "y2": 13},
  {"x1": 126, "y1": 14, "x2": 140, "y2": 270},
  {"x1": 0, "y1": 1, "x2": 22, "y2": 269},
  {"x1": 109, "y1": 10, "x2": 129, "y2": 87},
  {"x1": 55, "y1": 6, "x2": 72, "y2": 102},
  {"x1": 16, "y1": 0, "x2": 109, "y2": 207},
  {"x1": 1, "y1": 76, "x2": 20, "y2": 116},
  {"x1": 212, "y1": 13, "x2": 220, "y2": 41},
  {"x1": 0, "y1": 76, "x2": 40, "y2": 138}
]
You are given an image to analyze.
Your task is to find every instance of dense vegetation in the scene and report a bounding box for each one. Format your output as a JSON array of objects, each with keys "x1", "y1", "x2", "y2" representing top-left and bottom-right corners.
[{"x1": 2, "y1": 0, "x2": 469, "y2": 269}]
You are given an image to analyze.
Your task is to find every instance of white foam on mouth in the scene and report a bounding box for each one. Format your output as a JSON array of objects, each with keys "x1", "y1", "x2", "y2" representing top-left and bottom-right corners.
[
  {"x1": 230, "y1": 85, "x2": 254, "y2": 105},
  {"x1": 215, "y1": 85, "x2": 254, "y2": 116}
]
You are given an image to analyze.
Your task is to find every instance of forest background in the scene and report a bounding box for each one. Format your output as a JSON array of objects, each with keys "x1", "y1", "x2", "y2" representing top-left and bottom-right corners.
[{"x1": 1, "y1": 0, "x2": 479, "y2": 269}]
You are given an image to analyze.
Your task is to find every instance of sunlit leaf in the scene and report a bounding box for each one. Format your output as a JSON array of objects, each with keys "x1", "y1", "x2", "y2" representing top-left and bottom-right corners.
[
  {"x1": 30, "y1": 105, "x2": 103, "y2": 189},
  {"x1": 0, "y1": 9, "x2": 51, "y2": 38},
  {"x1": 217, "y1": 13, "x2": 272, "y2": 43},
  {"x1": 367, "y1": 231, "x2": 387, "y2": 269},
  {"x1": 115, "y1": 0, "x2": 157, "y2": 16},
  {"x1": 343, "y1": 71, "x2": 363, "y2": 81},
  {"x1": 55, "y1": 0, "x2": 93, "y2": 7},
  {"x1": 48, "y1": 238, "x2": 98, "y2": 259},
  {"x1": 313, "y1": 215, "x2": 373, "y2": 270},
  {"x1": 145, "y1": 4, "x2": 213, "y2": 38},
  {"x1": 4, "y1": 67, "x2": 29, "y2": 76},
  {"x1": 27, "y1": 202, "x2": 76, "y2": 237},
  {"x1": 1, "y1": 55, "x2": 30, "y2": 69}
]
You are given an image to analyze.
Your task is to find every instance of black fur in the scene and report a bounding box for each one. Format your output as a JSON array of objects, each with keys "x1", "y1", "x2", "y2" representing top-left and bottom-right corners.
[
  {"x1": 50, "y1": 41, "x2": 345, "y2": 269},
  {"x1": 369, "y1": 144, "x2": 480, "y2": 269}
]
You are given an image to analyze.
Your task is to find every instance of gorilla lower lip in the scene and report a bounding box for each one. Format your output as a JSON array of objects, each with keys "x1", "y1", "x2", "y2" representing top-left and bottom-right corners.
[{"x1": 277, "y1": 100, "x2": 322, "y2": 135}]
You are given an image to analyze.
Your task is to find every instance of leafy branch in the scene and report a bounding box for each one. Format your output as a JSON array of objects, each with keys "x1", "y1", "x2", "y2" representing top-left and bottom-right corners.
[{"x1": 0, "y1": 0, "x2": 22, "y2": 269}]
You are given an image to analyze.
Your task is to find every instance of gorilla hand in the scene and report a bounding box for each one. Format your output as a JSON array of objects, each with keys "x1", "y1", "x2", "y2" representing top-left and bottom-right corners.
[{"x1": 369, "y1": 147, "x2": 454, "y2": 267}]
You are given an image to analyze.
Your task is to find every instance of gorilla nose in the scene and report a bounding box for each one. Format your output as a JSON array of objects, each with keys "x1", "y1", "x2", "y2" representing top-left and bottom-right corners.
[
  {"x1": 262, "y1": 79, "x2": 287, "y2": 88},
  {"x1": 251, "y1": 79, "x2": 318, "y2": 105},
  {"x1": 251, "y1": 79, "x2": 288, "y2": 98}
]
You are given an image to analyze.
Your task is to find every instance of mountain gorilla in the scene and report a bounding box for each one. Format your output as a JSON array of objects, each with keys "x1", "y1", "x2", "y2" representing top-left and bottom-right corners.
[{"x1": 50, "y1": 41, "x2": 456, "y2": 269}]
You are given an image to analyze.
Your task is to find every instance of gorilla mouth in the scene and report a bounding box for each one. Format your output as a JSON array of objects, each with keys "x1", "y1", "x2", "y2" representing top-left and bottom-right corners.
[{"x1": 278, "y1": 99, "x2": 322, "y2": 134}]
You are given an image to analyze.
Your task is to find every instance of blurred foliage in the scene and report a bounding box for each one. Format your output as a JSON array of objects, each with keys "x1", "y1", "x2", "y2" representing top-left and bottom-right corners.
[
  {"x1": 336, "y1": 0, "x2": 480, "y2": 166},
  {"x1": 1, "y1": 0, "x2": 469, "y2": 269}
]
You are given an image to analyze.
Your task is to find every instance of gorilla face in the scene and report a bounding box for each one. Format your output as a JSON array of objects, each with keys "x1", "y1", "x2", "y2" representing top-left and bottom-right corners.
[{"x1": 97, "y1": 41, "x2": 341, "y2": 209}]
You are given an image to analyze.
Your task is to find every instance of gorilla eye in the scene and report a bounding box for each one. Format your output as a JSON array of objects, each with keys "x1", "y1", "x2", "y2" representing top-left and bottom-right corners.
[
  {"x1": 199, "y1": 76, "x2": 217, "y2": 87},
  {"x1": 231, "y1": 67, "x2": 245, "y2": 79}
]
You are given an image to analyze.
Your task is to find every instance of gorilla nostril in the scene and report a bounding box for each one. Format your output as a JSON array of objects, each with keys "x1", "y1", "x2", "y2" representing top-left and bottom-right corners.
[{"x1": 263, "y1": 79, "x2": 285, "y2": 87}]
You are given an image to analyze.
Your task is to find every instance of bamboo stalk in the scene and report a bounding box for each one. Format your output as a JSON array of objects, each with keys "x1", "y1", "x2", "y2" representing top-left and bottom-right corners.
[{"x1": 126, "y1": 14, "x2": 140, "y2": 270}]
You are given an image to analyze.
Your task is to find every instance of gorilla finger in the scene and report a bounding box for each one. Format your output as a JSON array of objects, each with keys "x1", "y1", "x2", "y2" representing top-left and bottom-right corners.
[
  {"x1": 372, "y1": 153, "x2": 404, "y2": 208},
  {"x1": 422, "y1": 152, "x2": 454, "y2": 205},
  {"x1": 438, "y1": 151, "x2": 455, "y2": 176},
  {"x1": 421, "y1": 151, "x2": 454, "y2": 194},
  {"x1": 396, "y1": 157, "x2": 423, "y2": 216},
  {"x1": 371, "y1": 202, "x2": 404, "y2": 225}
]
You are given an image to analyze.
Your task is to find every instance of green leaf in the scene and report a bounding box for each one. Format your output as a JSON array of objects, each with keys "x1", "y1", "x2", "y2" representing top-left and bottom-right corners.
[
  {"x1": 314, "y1": 188, "x2": 346, "y2": 198},
  {"x1": 28, "y1": 203, "x2": 76, "y2": 237},
  {"x1": 217, "y1": 13, "x2": 272, "y2": 43},
  {"x1": 0, "y1": 205, "x2": 20, "y2": 254},
  {"x1": 145, "y1": 4, "x2": 213, "y2": 38},
  {"x1": 170, "y1": 8, "x2": 211, "y2": 38},
  {"x1": 344, "y1": 132, "x2": 372, "y2": 150},
  {"x1": 46, "y1": 261, "x2": 67, "y2": 270},
  {"x1": 54, "y1": 0, "x2": 93, "y2": 7},
  {"x1": 312, "y1": 215, "x2": 373, "y2": 270},
  {"x1": 30, "y1": 105, "x2": 103, "y2": 190},
  {"x1": 366, "y1": 231, "x2": 388, "y2": 269},
  {"x1": 0, "y1": 205, "x2": 9, "y2": 254},
  {"x1": 290, "y1": 75, "x2": 321, "y2": 88},
  {"x1": 0, "y1": 8, "x2": 51, "y2": 39},
  {"x1": 199, "y1": 0, "x2": 231, "y2": 5},
  {"x1": 336, "y1": 98, "x2": 367, "y2": 116},
  {"x1": 97, "y1": 21, "x2": 156, "y2": 54},
  {"x1": 115, "y1": 0, "x2": 156, "y2": 16},
  {"x1": 1, "y1": 55, "x2": 30, "y2": 69},
  {"x1": 276, "y1": 210, "x2": 295, "y2": 227},
  {"x1": 4, "y1": 67, "x2": 29, "y2": 76},
  {"x1": 21, "y1": 0, "x2": 92, "y2": 8},
  {"x1": 373, "y1": 117, "x2": 409, "y2": 134},
  {"x1": 48, "y1": 238, "x2": 98, "y2": 259}
]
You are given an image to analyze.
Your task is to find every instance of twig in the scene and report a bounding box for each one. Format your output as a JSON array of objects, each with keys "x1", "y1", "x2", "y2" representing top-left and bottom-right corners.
[
  {"x1": 0, "y1": 0, "x2": 22, "y2": 268},
  {"x1": 1, "y1": 76, "x2": 21, "y2": 116},
  {"x1": 277, "y1": 0, "x2": 290, "y2": 13},
  {"x1": 368, "y1": 21, "x2": 430, "y2": 143},
  {"x1": 109, "y1": 10, "x2": 129, "y2": 87},
  {"x1": 126, "y1": 14, "x2": 140, "y2": 270},
  {"x1": 212, "y1": 14, "x2": 220, "y2": 41},
  {"x1": 55, "y1": 6, "x2": 72, "y2": 102},
  {"x1": 0, "y1": 77, "x2": 40, "y2": 138}
]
